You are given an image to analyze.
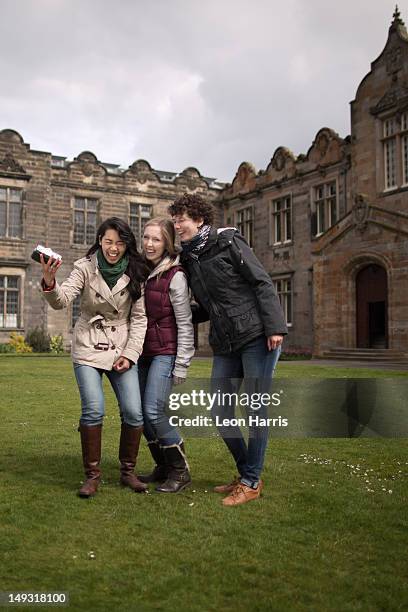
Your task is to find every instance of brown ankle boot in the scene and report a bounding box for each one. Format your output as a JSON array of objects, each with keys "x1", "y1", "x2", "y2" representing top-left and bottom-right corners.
[
  {"x1": 119, "y1": 424, "x2": 148, "y2": 492},
  {"x1": 78, "y1": 423, "x2": 102, "y2": 498}
]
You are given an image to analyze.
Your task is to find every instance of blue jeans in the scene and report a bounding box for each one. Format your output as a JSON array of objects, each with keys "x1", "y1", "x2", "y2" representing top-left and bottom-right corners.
[
  {"x1": 211, "y1": 336, "x2": 281, "y2": 488},
  {"x1": 74, "y1": 363, "x2": 143, "y2": 427},
  {"x1": 138, "y1": 355, "x2": 182, "y2": 447}
]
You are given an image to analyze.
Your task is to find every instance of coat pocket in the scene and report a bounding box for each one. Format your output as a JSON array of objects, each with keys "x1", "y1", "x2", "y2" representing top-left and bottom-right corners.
[
  {"x1": 73, "y1": 319, "x2": 92, "y2": 349},
  {"x1": 225, "y1": 303, "x2": 262, "y2": 335}
]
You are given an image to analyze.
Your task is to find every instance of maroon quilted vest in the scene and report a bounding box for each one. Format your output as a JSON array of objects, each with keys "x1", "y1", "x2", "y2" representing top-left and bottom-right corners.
[{"x1": 142, "y1": 266, "x2": 184, "y2": 357}]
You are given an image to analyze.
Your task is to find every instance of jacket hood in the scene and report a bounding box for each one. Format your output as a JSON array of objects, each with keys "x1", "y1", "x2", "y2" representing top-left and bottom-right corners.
[
  {"x1": 147, "y1": 254, "x2": 181, "y2": 280},
  {"x1": 203, "y1": 227, "x2": 238, "y2": 252},
  {"x1": 216, "y1": 227, "x2": 238, "y2": 246},
  {"x1": 217, "y1": 226, "x2": 237, "y2": 235}
]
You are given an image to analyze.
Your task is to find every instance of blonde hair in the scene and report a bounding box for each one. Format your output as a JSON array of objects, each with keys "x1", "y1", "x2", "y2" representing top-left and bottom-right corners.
[{"x1": 143, "y1": 217, "x2": 179, "y2": 263}]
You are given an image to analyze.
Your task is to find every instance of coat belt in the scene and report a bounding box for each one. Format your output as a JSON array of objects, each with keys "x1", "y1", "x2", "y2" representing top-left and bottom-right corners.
[
  {"x1": 79, "y1": 315, "x2": 129, "y2": 351},
  {"x1": 81, "y1": 314, "x2": 129, "y2": 328}
]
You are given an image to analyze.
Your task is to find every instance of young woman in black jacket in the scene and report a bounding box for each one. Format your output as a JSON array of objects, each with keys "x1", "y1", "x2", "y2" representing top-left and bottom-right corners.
[{"x1": 168, "y1": 193, "x2": 288, "y2": 506}]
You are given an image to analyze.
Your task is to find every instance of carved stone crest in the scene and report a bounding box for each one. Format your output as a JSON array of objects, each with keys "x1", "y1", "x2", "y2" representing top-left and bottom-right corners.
[
  {"x1": 0, "y1": 153, "x2": 26, "y2": 174},
  {"x1": 353, "y1": 193, "x2": 369, "y2": 233},
  {"x1": 71, "y1": 151, "x2": 102, "y2": 178},
  {"x1": 80, "y1": 162, "x2": 95, "y2": 177},
  {"x1": 317, "y1": 133, "x2": 329, "y2": 157},
  {"x1": 174, "y1": 176, "x2": 196, "y2": 191},
  {"x1": 181, "y1": 167, "x2": 201, "y2": 179},
  {"x1": 126, "y1": 160, "x2": 156, "y2": 184},
  {"x1": 371, "y1": 82, "x2": 408, "y2": 115},
  {"x1": 272, "y1": 151, "x2": 285, "y2": 172}
]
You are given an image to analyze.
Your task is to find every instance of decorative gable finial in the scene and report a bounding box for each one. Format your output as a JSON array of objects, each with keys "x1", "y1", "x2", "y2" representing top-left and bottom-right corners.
[{"x1": 392, "y1": 5, "x2": 405, "y2": 27}]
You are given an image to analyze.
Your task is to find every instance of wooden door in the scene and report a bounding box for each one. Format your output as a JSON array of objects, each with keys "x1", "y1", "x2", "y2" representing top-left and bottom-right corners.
[{"x1": 356, "y1": 264, "x2": 388, "y2": 348}]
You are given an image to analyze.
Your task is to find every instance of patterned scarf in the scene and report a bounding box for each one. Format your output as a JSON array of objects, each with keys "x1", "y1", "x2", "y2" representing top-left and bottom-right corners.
[
  {"x1": 97, "y1": 249, "x2": 129, "y2": 290},
  {"x1": 181, "y1": 224, "x2": 212, "y2": 256}
]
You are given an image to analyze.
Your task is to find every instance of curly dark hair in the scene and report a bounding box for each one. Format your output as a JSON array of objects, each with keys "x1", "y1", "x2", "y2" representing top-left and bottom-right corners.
[
  {"x1": 168, "y1": 193, "x2": 214, "y2": 225},
  {"x1": 87, "y1": 217, "x2": 150, "y2": 302}
]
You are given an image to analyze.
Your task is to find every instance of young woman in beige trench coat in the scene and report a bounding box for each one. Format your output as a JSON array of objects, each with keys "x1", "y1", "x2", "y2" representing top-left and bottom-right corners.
[{"x1": 41, "y1": 217, "x2": 150, "y2": 498}]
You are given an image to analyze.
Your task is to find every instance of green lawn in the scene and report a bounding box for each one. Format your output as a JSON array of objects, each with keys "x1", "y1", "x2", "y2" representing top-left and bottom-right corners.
[{"x1": 0, "y1": 356, "x2": 407, "y2": 611}]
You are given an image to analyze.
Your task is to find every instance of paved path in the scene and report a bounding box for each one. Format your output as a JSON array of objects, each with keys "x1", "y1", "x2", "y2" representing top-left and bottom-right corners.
[
  {"x1": 284, "y1": 359, "x2": 408, "y2": 371},
  {"x1": 194, "y1": 355, "x2": 408, "y2": 371}
]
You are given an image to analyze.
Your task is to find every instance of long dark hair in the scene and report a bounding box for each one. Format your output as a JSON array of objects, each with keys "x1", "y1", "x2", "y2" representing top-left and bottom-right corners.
[{"x1": 87, "y1": 217, "x2": 150, "y2": 302}]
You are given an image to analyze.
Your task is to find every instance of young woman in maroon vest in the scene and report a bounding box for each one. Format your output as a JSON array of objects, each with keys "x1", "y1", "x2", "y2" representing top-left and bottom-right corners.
[{"x1": 138, "y1": 217, "x2": 195, "y2": 493}]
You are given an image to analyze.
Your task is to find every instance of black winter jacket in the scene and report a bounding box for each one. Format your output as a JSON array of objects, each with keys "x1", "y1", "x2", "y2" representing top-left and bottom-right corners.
[{"x1": 181, "y1": 228, "x2": 288, "y2": 355}]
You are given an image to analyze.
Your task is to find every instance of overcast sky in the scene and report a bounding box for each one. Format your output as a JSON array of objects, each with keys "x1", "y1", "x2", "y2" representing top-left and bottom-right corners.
[{"x1": 0, "y1": 0, "x2": 401, "y2": 181}]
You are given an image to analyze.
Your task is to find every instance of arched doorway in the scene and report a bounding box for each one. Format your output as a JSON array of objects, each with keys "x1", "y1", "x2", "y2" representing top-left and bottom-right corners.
[{"x1": 356, "y1": 264, "x2": 388, "y2": 348}]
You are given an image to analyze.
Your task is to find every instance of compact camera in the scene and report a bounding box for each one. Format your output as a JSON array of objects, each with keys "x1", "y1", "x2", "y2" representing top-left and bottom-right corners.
[{"x1": 31, "y1": 245, "x2": 62, "y2": 264}]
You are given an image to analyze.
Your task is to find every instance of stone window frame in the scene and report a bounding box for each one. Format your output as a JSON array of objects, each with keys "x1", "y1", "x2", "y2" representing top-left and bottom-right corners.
[
  {"x1": 269, "y1": 194, "x2": 292, "y2": 246},
  {"x1": 271, "y1": 274, "x2": 293, "y2": 327},
  {"x1": 0, "y1": 179, "x2": 26, "y2": 240},
  {"x1": 311, "y1": 178, "x2": 338, "y2": 237},
  {"x1": 380, "y1": 110, "x2": 408, "y2": 192},
  {"x1": 234, "y1": 204, "x2": 254, "y2": 247},
  {"x1": 128, "y1": 201, "x2": 152, "y2": 245},
  {"x1": 72, "y1": 196, "x2": 99, "y2": 246},
  {"x1": 0, "y1": 267, "x2": 25, "y2": 330}
]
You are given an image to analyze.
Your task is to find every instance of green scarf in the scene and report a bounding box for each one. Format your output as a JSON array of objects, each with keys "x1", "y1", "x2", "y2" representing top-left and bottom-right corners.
[{"x1": 97, "y1": 249, "x2": 129, "y2": 290}]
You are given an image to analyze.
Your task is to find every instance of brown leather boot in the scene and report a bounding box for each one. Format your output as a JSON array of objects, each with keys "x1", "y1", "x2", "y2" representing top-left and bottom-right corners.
[
  {"x1": 78, "y1": 423, "x2": 102, "y2": 498},
  {"x1": 119, "y1": 424, "x2": 148, "y2": 492}
]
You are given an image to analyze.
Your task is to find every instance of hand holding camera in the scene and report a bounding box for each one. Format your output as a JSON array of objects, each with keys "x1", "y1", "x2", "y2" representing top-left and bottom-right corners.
[
  {"x1": 41, "y1": 254, "x2": 62, "y2": 288},
  {"x1": 31, "y1": 245, "x2": 62, "y2": 289}
]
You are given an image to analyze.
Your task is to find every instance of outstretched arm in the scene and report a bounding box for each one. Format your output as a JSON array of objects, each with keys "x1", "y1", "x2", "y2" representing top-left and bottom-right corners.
[{"x1": 41, "y1": 256, "x2": 85, "y2": 310}]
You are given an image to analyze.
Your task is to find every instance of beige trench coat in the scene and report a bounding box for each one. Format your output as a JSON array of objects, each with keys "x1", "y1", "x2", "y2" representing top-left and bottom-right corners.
[{"x1": 42, "y1": 254, "x2": 147, "y2": 370}]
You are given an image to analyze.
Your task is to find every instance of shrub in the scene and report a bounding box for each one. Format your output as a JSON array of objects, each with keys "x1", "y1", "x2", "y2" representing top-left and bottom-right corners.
[
  {"x1": 50, "y1": 334, "x2": 65, "y2": 355},
  {"x1": 0, "y1": 342, "x2": 15, "y2": 353},
  {"x1": 9, "y1": 332, "x2": 33, "y2": 353},
  {"x1": 25, "y1": 327, "x2": 51, "y2": 353}
]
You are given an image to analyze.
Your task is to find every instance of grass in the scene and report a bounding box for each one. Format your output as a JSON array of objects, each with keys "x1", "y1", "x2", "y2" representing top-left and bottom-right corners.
[{"x1": 0, "y1": 355, "x2": 407, "y2": 611}]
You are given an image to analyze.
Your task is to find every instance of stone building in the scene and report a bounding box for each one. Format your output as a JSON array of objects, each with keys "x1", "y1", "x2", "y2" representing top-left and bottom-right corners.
[
  {"x1": 219, "y1": 8, "x2": 408, "y2": 359},
  {"x1": 0, "y1": 134, "x2": 222, "y2": 347},
  {"x1": 0, "y1": 8, "x2": 407, "y2": 359}
]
